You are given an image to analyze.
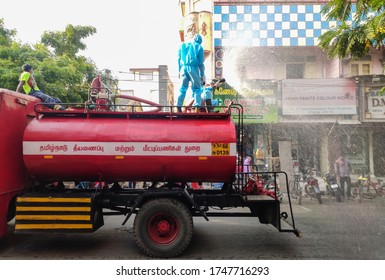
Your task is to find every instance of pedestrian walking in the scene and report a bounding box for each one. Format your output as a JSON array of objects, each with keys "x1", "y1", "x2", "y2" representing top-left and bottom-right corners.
[{"x1": 335, "y1": 152, "x2": 353, "y2": 199}]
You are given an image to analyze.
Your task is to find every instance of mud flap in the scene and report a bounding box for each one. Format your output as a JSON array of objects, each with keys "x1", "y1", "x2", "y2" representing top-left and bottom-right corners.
[
  {"x1": 246, "y1": 196, "x2": 280, "y2": 227},
  {"x1": 14, "y1": 192, "x2": 104, "y2": 233}
]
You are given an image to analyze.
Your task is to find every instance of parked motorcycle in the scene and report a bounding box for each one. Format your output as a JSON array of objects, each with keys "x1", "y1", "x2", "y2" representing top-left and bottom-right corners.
[
  {"x1": 303, "y1": 171, "x2": 322, "y2": 204},
  {"x1": 323, "y1": 173, "x2": 342, "y2": 202}
]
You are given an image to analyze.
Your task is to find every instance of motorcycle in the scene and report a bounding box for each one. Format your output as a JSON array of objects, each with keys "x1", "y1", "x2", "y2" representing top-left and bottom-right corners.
[
  {"x1": 323, "y1": 173, "x2": 342, "y2": 202},
  {"x1": 303, "y1": 171, "x2": 322, "y2": 204}
]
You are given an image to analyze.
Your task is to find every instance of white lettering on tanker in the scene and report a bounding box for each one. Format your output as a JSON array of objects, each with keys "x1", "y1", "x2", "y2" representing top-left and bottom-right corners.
[{"x1": 23, "y1": 142, "x2": 237, "y2": 157}]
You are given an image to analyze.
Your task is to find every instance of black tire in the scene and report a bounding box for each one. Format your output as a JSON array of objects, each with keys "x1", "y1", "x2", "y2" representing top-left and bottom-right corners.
[
  {"x1": 335, "y1": 189, "x2": 342, "y2": 202},
  {"x1": 361, "y1": 186, "x2": 376, "y2": 199},
  {"x1": 289, "y1": 181, "x2": 297, "y2": 199},
  {"x1": 289, "y1": 181, "x2": 302, "y2": 204},
  {"x1": 133, "y1": 198, "x2": 193, "y2": 258},
  {"x1": 7, "y1": 197, "x2": 16, "y2": 222},
  {"x1": 304, "y1": 184, "x2": 312, "y2": 197},
  {"x1": 350, "y1": 187, "x2": 358, "y2": 200},
  {"x1": 316, "y1": 193, "x2": 322, "y2": 204},
  {"x1": 326, "y1": 185, "x2": 332, "y2": 199},
  {"x1": 379, "y1": 185, "x2": 385, "y2": 196},
  {"x1": 298, "y1": 189, "x2": 302, "y2": 205},
  {"x1": 358, "y1": 186, "x2": 363, "y2": 203}
]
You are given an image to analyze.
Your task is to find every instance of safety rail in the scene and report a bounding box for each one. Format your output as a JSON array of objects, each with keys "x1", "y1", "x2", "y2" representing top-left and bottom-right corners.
[
  {"x1": 235, "y1": 170, "x2": 299, "y2": 236},
  {"x1": 33, "y1": 103, "x2": 241, "y2": 120}
]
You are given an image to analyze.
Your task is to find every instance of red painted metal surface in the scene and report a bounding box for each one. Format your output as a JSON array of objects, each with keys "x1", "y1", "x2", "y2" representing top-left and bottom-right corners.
[
  {"x1": 0, "y1": 89, "x2": 37, "y2": 238},
  {"x1": 23, "y1": 112, "x2": 237, "y2": 183},
  {"x1": 148, "y1": 212, "x2": 178, "y2": 245}
]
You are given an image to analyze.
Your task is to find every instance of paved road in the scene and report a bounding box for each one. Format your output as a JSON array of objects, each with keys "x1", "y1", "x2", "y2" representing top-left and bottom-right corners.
[{"x1": 1, "y1": 195, "x2": 385, "y2": 260}]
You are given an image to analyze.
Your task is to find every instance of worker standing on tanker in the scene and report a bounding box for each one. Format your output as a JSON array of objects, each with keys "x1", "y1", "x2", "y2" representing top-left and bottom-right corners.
[
  {"x1": 177, "y1": 34, "x2": 205, "y2": 112},
  {"x1": 16, "y1": 64, "x2": 64, "y2": 110},
  {"x1": 201, "y1": 78, "x2": 225, "y2": 112}
]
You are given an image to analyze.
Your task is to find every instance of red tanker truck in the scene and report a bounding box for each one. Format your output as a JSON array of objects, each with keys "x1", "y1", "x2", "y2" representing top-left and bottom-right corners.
[{"x1": 0, "y1": 87, "x2": 300, "y2": 258}]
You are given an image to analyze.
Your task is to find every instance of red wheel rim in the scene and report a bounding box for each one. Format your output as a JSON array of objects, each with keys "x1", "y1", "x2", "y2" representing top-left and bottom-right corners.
[{"x1": 147, "y1": 212, "x2": 178, "y2": 244}]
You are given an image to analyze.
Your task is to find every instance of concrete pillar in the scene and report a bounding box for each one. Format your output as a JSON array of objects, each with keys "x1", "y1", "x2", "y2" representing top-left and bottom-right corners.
[
  {"x1": 320, "y1": 135, "x2": 329, "y2": 174},
  {"x1": 368, "y1": 130, "x2": 374, "y2": 175},
  {"x1": 158, "y1": 65, "x2": 168, "y2": 106},
  {"x1": 278, "y1": 140, "x2": 294, "y2": 189}
]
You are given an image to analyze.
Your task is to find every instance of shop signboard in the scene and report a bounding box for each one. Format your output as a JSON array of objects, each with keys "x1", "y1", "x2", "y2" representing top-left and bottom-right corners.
[
  {"x1": 282, "y1": 79, "x2": 357, "y2": 115},
  {"x1": 368, "y1": 95, "x2": 385, "y2": 119},
  {"x1": 213, "y1": 83, "x2": 278, "y2": 124}
]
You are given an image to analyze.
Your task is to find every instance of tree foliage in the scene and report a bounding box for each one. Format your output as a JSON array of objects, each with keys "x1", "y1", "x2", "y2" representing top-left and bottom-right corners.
[
  {"x1": 0, "y1": 19, "x2": 100, "y2": 103},
  {"x1": 0, "y1": 18, "x2": 16, "y2": 46},
  {"x1": 318, "y1": 0, "x2": 385, "y2": 60},
  {"x1": 41, "y1": 24, "x2": 96, "y2": 57}
]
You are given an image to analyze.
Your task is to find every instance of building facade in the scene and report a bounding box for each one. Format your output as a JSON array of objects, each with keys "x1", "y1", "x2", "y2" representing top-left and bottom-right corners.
[
  {"x1": 179, "y1": 0, "x2": 385, "y2": 179},
  {"x1": 117, "y1": 66, "x2": 174, "y2": 108}
]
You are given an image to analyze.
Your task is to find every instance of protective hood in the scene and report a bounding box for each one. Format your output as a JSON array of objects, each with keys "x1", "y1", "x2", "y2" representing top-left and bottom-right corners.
[{"x1": 194, "y1": 34, "x2": 202, "y2": 44}]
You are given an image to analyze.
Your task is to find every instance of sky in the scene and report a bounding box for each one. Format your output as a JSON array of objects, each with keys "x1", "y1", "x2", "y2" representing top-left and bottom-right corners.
[{"x1": 0, "y1": 0, "x2": 182, "y2": 80}]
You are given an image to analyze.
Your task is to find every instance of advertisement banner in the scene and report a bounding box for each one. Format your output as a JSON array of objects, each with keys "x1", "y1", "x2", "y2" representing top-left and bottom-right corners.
[
  {"x1": 282, "y1": 79, "x2": 357, "y2": 115},
  {"x1": 213, "y1": 83, "x2": 278, "y2": 124}
]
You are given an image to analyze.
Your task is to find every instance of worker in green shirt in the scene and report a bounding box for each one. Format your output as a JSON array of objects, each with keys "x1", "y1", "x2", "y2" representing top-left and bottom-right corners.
[{"x1": 16, "y1": 64, "x2": 64, "y2": 110}]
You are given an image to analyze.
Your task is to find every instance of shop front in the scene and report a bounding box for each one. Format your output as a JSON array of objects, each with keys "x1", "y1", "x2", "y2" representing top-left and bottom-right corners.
[
  {"x1": 361, "y1": 80, "x2": 385, "y2": 177},
  {"x1": 279, "y1": 78, "x2": 361, "y2": 176},
  {"x1": 213, "y1": 80, "x2": 278, "y2": 171}
]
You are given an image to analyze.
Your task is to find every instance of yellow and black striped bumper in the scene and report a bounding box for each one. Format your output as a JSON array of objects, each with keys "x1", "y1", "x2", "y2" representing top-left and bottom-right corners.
[{"x1": 15, "y1": 194, "x2": 103, "y2": 233}]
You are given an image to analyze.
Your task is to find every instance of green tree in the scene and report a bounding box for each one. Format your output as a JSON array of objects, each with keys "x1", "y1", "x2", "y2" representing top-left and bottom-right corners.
[
  {"x1": 41, "y1": 24, "x2": 96, "y2": 57},
  {"x1": 0, "y1": 19, "x2": 99, "y2": 103},
  {"x1": 0, "y1": 18, "x2": 16, "y2": 46},
  {"x1": 1, "y1": 19, "x2": 44, "y2": 90},
  {"x1": 318, "y1": 0, "x2": 385, "y2": 60}
]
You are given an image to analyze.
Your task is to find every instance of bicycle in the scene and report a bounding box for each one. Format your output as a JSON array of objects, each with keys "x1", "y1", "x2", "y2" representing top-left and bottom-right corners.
[
  {"x1": 360, "y1": 174, "x2": 385, "y2": 199},
  {"x1": 289, "y1": 174, "x2": 303, "y2": 205},
  {"x1": 350, "y1": 180, "x2": 363, "y2": 203}
]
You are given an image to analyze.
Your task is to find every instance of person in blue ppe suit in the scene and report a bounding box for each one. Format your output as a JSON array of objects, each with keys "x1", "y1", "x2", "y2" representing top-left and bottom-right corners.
[
  {"x1": 177, "y1": 34, "x2": 205, "y2": 112},
  {"x1": 201, "y1": 78, "x2": 225, "y2": 112},
  {"x1": 201, "y1": 82, "x2": 213, "y2": 112}
]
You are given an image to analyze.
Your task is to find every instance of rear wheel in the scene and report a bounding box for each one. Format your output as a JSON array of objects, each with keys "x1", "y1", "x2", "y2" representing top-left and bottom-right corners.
[
  {"x1": 289, "y1": 181, "x2": 297, "y2": 199},
  {"x1": 7, "y1": 197, "x2": 16, "y2": 222},
  {"x1": 335, "y1": 189, "x2": 342, "y2": 202},
  {"x1": 361, "y1": 186, "x2": 377, "y2": 199},
  {"x1": 133, "y1": 198, "x2": 193, "y2": 258},
  {"x1": 358, "y1": 185, "x2": 363, "y2": 203},
  {"x1": 379, "y1": 185, "x2": 385, "y2": 197}
]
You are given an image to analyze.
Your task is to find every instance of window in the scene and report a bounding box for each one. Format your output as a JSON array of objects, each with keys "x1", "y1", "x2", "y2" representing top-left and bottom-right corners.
[
  {"x1": 126, "y1": 72, "x2": 135, "y2": 81},
  {"x1": 139, "y1": 72, "x2": 153, "y2": 81},
  {"x1": 362, "y1": 64, "x2": 370, "y2": 75},
  {"x1": 349, "y1": 55, "x2": 372, "y2": 76},
  {"x1": 306, "y1": 56, "x2": 316, "y2": 62},
  {"x1": 351, "y1": 64, "x2": 359, "y2": 76},
  {"x1": 350, "y1": 63, "x2": 371, "y2": 76},
  {"x1": 286, "y1": 64, "x2": 304, "y2": 79}
]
